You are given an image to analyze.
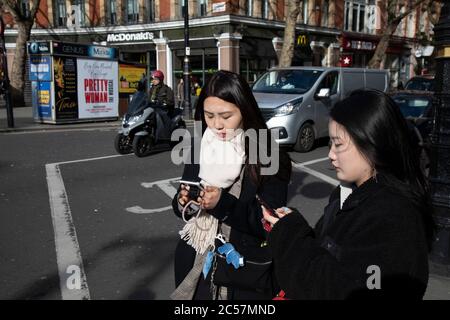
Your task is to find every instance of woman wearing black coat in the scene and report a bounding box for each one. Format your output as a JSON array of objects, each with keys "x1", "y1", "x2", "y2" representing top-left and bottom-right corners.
[
  {"x1": 263, "y1": 89, "x2": 434, "y2": 299},
  {"x1": 171, "y1": 70, "x2": 291, "y2": 300}
]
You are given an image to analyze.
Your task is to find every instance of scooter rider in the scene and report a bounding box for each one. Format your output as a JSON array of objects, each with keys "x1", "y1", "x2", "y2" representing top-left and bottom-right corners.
[{"x1": 149, "y1": 70, "x2": 175, "y2": 117}]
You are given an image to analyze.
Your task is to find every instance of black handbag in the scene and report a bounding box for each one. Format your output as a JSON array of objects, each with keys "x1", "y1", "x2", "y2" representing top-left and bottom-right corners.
[{"x1": 212, "y1": 246, "x2": 275, "y2": 292}]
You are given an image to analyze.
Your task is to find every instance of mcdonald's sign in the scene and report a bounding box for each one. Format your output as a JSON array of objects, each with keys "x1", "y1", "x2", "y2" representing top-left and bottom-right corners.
[{"x1": 296, "y1": 34, "x2": 309, "y2": 47}]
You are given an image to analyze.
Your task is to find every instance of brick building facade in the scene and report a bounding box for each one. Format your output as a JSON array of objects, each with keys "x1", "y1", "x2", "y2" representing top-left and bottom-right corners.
[{"x1": 1, "y1": 0, "x2": 438, "y2": 90}]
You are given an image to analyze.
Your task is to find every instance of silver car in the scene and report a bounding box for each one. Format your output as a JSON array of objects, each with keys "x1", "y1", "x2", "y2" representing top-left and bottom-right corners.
[{"x1": 252, "y1": 67, "x2": 389, "y2": 152}]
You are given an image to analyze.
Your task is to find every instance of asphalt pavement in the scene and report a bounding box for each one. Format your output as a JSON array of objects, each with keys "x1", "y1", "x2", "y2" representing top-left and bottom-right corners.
[{"x1": 1, "y1": 106, "x2": 450, "y2": 300}]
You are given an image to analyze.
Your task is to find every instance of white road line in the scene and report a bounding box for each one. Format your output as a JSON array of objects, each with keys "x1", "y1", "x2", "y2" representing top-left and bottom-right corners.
[
  {"x1": 46, "y1": 154, "x2": 130, "y2": 300},
  {"x1": 46, "y1": 163, "x2": 90, "y2": 300},
  {"x1": 292, "y1": 158, "x2": 340, "y2": 187},
  {"x1": 54, "y1": 154, "x2": 131, "y2": 166},
  {"x1": 125, "y1": 177, "x2": 181, "y2": 214},
  {"x1": 126, "y1": 205, "x2": 173, "y2": 214}
]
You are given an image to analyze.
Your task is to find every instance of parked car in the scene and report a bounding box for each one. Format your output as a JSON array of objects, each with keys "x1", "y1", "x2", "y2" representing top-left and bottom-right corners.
[
  {"x1": 404, "y1": 75, "x2": 435, "y2": 91},
  {"x1": 390, "y1": 90, "x2": 434, "y2": 176},
  {"x1": 252, "y1": 67, "x2": 389, "y2": 152}
]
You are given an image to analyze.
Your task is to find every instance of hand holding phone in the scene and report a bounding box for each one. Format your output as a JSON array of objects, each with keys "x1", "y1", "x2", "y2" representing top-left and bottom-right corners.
[{"x1": 179, "y1": 180, "x2": 204, "y2": 205}]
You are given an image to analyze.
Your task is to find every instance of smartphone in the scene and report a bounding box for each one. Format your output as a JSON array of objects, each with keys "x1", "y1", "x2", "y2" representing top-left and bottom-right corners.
[
  {"x1": 179, "y1": 180, "x2": 204, "y2": 189},
  {"x1": 256, "y1": 194, "x2": 277, "y2": 217},
  {"x1": 179, "y1": 180, "x2": 204, "y2": 201}
]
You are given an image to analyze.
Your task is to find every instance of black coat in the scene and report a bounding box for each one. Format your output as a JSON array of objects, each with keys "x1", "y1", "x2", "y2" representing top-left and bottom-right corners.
[
  {"x1": 172, "y1": 161, "x2": 290, "y2": 299},
  {"x1": 268, "y1": 175, "x2": 430, "y2": 299},
  {"x1": 149, "y1": 83, "x2": 175, "y2": 112}
]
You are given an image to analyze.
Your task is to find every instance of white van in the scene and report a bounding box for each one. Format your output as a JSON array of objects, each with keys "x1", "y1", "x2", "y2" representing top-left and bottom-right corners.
[{"x1": 252, "y1": 67, "x2": 390, "y2": 152}]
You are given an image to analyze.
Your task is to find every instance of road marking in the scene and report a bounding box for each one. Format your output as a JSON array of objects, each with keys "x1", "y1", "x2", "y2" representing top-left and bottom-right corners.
[
  {"x1": 46, "y1": 153, "x2": 131, "y2": 300},
  {"x1": 53, "y1": 154, "x2": 129, "y2": 166},
  {"x1": 292, "y1": 157, "x2": 340, "y2": 187},
  {"x1": 126, "y1": 205, "x2": 174, "y2": 214},
  {"x1": 46, "y1": 163, "x2": 90, "y2": 300},
  {"x1": 126, "y1": 177, "x2": 181, "y2": 214}
]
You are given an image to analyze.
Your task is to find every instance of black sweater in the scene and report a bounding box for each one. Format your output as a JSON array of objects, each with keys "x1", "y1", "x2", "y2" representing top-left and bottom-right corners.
[{"x1": 268, "y1": 175, "x2": 429, "y2": 299}]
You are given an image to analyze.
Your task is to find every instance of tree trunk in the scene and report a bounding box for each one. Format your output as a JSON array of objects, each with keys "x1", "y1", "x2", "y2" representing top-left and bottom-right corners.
[
  {"x1": 278, "y1": 0, "x2": 301, "y2": 67},
  {"x1": 367, "y1": 0, "x2": 431, "y2": 69},
  {"x1": 10, "y1": 20, "x2": 33, "y2": 107},
  {"x1": 368, "y1": 24, "x2": 397, "y2": 69}
]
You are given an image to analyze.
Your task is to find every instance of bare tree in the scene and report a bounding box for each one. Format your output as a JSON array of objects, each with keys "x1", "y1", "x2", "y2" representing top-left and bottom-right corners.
[
  {"x1": 278, "y1": 0, "x2": 301, "y2": 67},
  {"x1": 0, "y1": 0, "x2": 41, "y2": 106},
  {"x1": 368, "y1": 0, "x2": 440, "y2": 69}
]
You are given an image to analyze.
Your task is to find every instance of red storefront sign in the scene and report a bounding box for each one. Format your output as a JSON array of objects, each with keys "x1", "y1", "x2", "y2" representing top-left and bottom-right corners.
[{"x1": 339, "y1": 54, "x2": 353, "y2": 67}]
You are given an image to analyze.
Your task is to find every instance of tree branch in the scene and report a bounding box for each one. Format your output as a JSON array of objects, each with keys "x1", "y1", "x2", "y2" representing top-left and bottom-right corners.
[{"x1": 391, "y1": 0, "x2": 429, "y2": 24}]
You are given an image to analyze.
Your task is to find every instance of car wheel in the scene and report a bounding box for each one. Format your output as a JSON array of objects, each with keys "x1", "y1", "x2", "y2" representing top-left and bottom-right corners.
[{"x1": 294, "y1": 123, "x2": 315, "y2": 153}]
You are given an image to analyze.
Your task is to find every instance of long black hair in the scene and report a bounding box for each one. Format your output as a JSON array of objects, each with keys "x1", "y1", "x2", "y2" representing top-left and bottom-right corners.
[
  {"x1": 330, "y1": 89, "x2": 434, "y2": 249},
  {"x1": 194, "y1": 70, "x2": 291, "y2": 185}
]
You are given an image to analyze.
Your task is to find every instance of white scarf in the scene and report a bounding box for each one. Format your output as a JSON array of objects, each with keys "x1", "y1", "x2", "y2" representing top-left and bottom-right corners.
[{"x1": 179, "y1": 127, "x2": 246, "y2": 255}]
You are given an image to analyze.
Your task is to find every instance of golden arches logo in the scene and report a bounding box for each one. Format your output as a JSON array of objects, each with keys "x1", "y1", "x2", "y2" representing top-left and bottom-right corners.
[{"x1": 297, "y1": 35, "x2": 308, "y2": 46}]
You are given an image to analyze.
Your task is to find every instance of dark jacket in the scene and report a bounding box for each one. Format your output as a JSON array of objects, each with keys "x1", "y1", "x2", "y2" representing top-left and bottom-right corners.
[
  {"x1": 172, "y1": 157, "x2": 290, "y2": 299},
  {"x1": 149, "y1": 83, "x2": 175, "y2": 113},
  {"x1": 268, "y1": 175, "x2": 429, "y2": 299}
]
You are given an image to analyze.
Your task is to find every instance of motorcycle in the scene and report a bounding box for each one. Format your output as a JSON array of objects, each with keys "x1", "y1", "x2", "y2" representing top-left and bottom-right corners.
[{"x1": 114, "y1": 91, "x2": 186, "y2": 157}]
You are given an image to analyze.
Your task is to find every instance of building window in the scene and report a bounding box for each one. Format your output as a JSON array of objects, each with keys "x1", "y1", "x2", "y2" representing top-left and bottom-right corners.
[
  {"x1": 321, "y1": 0, "x2": 329, "y2": 27},
  {"x1": 198, "y1": 0, "x2": 208, "y2": 16},
  {"x1": 262, "y1": 0, "x2": 269, "y2": 19},
  {"x1": 71, "y1": 0, "x2": 86, "y2": 27},
  {"x1": 303, "y1": 0, "x2": 309, "y2": 24},
  {"x1": 246, "y1": 0, "x2": 253, "y2": 16},
  {"x1": 344, "y1": 0, "x2": 369, "y2": 32},
  {"x1": 54, "y1": 0, "x2": 67, "y2": 27},
  {"x1": 127, "y1": 0, "x2": 139, "y2": 24},
  {"x1": 106, "y1": 0, "x2": 117, "y2": 25},
  {"x1": 20, "y1": 0, "x2": 30, "y2": 18},
  {"x1": 180, "y1": 0, "x2": 186, "y2": 18},
  {"x1": 148, "y1": 0, "x2": 156, "y2": 21}
]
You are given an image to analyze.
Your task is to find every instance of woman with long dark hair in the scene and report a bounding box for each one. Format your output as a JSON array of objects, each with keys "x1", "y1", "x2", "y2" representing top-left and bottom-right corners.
[
  {"x1": 171, "y1": 70, "x2": 291, "y2": 300},
  {"x1": 263, "y1": 89, "x2": 434, "y2": 299}
]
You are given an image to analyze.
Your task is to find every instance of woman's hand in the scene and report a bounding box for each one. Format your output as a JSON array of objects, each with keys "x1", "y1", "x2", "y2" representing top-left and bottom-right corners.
[
  {"x1": 178, "y1": 184, "x2": 201, "y2": 206},
  {"x1": 199, "y1": 186, "x2": 222, "y2": 210},
  {"x1": 261, "y1": 206, "x2": 293, "y2": 227}
]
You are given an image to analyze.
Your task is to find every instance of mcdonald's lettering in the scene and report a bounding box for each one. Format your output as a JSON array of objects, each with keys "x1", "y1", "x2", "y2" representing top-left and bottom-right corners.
[{"x1": 297, "y1": 35, "x2": 308, "y2": 46}]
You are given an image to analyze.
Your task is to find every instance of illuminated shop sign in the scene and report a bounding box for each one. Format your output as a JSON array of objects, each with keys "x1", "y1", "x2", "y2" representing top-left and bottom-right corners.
[{"x1": 106, "y1": 32, "x2": 154, "y2": 43}]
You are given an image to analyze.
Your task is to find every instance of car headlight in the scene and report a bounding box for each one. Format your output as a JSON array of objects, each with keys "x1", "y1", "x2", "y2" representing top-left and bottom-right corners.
[{"x1": 274, "y1": 98, "x2": 303, "y2": 117}]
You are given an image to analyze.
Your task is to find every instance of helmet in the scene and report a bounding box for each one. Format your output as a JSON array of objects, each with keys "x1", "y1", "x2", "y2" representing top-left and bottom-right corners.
[{"x1": 151, "y1": 70, "x2": 164, "y2": 82}]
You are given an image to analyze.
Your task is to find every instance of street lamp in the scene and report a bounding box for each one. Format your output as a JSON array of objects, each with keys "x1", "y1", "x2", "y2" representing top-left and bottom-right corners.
[
  {"x1": 183, "y1": 1, "x2": 192, "y2": 119},
  {"x1": 429, "y1": 1, "x2": 450, "y2": 274}
]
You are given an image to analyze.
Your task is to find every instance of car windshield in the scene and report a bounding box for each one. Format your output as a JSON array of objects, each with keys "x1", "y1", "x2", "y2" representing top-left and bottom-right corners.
[
  {"x1": 393, "y1": 97, "x2": 431, "y2": 118},
  {"x1": 252, "y1": 70, "x2": 323, "y2": 94},
  {"x1": 405, "y1": 78, "x2": 434, "y2": 91}
]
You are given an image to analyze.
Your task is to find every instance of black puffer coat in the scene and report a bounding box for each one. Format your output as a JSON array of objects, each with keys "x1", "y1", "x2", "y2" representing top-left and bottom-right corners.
[{"x1": 268, "y1": 174, "x2": 430, "y2": 299}]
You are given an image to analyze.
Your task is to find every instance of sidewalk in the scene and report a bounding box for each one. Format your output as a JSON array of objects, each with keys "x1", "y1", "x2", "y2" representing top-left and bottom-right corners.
[
  {"x1": 0, "y1": 106, "x2": 195, "y2": 133},
  {"x1": 0, "y1": 106, "x2": 122, "y2": 133}
]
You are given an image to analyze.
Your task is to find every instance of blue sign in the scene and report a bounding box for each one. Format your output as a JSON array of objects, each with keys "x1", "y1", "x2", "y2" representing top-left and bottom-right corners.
[
  {"x1": 32, "y1": 81, "x2": 52, "y2": 119},
  {"x1": 88, "y1": 46, "x2": 116, "y2": 59},
  {"x1": 30, "y1": 56, "x2": 52, "y2": 81}
]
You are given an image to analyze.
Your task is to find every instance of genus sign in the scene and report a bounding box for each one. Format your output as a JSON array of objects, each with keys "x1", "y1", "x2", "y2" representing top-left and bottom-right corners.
[{"x1": 107, "y1": 32, "x2": 154, "y2": 43}]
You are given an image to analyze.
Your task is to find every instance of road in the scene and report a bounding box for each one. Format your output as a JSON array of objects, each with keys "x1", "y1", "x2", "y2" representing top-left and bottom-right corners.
[{"x1": 0, "y1": 126, "x2": 347, "y2": 300}]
